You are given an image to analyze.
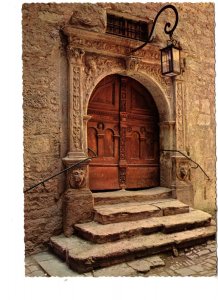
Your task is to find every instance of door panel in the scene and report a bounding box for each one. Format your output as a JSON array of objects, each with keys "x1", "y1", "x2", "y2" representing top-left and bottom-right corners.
[
  {"x1": 88, "y1": 75, "x2": 159, "y2": 191},
  {"x1": 88, "y1": 75, "x2": 120, "y2": 190}
]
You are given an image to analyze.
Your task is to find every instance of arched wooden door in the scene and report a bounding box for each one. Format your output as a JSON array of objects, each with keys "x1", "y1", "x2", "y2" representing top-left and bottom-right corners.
[{"x1": 88, "y1": 75, "x2": 159, "y2": 191}]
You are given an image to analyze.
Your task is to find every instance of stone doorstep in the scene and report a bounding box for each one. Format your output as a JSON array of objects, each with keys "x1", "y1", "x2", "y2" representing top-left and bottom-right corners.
[
  {"x1": 50, "y1": 225, "x2": 216, "y2": 273},
  {"x1": 93, "y1": 187, "x2": 172, "y2": 205},
  {"x1": 74, "y1": 210, "x2": 212, "y2": 243},
  {"x1": 94, "y1": 199, "x2": 189, "y2": 224}
]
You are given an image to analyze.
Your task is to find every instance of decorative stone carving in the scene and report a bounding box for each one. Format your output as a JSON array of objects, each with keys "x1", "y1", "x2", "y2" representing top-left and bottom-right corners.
[
  {"x1": 176, "y1": 161, "x2": 191, "y2": 183},
  {"x1": 84, "y1": 53, "x2": 125, "y2": 103},
  {"x1": 175, "y1": 79, "x2": 185, "y2": 150},
  {"x1": 63, "y1": 164, "x2": 93, "y2": 237},
  {"x1": 139, "y1": 62, "x2": 172, "y2": 101},
  {"x1": 65, "y1": 47, "x2": 87, "y2": 158},
  {"x1": 67, "y1": 47, "x2": 85, "y2": 64},
  {"x1": 125, "y1": 57, "x2": 139, "y2": 72},
  {"x1": 63, "y1": 27, "x2": 160, "y2": 63},
  {"x1": 85, "y1": 55, "x2": 97, "y2": 76},
  {"x1": 69, "y1": 168, "x2": 87, "y2": 189}
]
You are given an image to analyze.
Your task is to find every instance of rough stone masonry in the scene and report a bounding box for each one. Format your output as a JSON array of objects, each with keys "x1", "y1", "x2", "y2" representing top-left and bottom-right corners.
[{"x1": 23, "y1": 3, "x2": 215, "y2": 255}]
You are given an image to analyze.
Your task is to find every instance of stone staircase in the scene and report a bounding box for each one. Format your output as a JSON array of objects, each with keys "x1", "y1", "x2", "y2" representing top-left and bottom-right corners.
[{"x1": 49, "y1": 187, "x2": 216, "y2": 274}]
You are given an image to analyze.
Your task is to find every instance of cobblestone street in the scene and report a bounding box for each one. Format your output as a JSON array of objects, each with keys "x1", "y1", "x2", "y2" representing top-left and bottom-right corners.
[{"x1": 25, "y1": 239, "x2": 217, "y2": 277}]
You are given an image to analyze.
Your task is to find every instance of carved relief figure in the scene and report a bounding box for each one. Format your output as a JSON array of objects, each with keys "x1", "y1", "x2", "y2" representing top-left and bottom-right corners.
[
  {"x1": 69, "y1": 168, "x2": 87, "y2": 189},
  {"x1": 125, "y1": 57, "x2": 139, "y2": 72},
  {"x1": 176, "y1": 162, "x2": 191, "y2": 183}
]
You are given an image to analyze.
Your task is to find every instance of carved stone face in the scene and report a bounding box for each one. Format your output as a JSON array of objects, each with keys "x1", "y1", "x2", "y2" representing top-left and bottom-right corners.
[
  {"x1": 69, "y1": 169, "x2": 86, "y2": 188},
  {"x1": 177, "y1": 162, "x2": 190, "y2": 181}
]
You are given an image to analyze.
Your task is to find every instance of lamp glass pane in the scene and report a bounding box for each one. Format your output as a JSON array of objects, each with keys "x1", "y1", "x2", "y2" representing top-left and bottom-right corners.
[
  {"x1": 161, "y1": 49, "x2": 171, "y2": 73},
  {"x1": 172, "y1": 47, "x2": 180, "y2": 74}
]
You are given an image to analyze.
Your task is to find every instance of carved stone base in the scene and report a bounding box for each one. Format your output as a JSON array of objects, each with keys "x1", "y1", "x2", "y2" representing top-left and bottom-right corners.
[
  {"x1": 171, "y1": 155, "x2": 194, "y2": 207},
  {"x1": 63, "y1": 188, "x2": 94, "y2": 237}
]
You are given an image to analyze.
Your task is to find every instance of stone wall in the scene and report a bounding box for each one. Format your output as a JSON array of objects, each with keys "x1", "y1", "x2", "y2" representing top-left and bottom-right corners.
[{"x1": 23, "y1": 2, "x2": 215, "y2": 255}]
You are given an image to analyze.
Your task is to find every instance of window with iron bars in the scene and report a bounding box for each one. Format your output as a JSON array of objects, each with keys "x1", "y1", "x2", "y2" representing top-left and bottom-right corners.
[{"x1": 106, "y1": 14, "x2": 149, "y2": 42}]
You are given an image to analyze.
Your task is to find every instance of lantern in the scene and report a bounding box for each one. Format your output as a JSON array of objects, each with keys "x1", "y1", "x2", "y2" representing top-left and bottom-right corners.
[{"x1": 161, "y1": 43, "x2": 181, "y2": 76}]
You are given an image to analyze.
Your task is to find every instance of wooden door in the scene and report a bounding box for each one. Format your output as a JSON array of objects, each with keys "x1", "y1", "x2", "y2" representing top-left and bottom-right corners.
[{"x1": 88, "y1": 75, "x2": 159, "y2": 191}]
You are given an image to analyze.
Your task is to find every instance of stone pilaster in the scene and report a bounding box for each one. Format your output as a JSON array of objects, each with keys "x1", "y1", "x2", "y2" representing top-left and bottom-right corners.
[
  {"x1": 174, "y1": 77, "x2": 186, "y2": 152},
  {"x1": 171, "y1": 155, "x2": 194, "y2": 207},
  {"x1": 64, "y1": 47, "x2": 86, "y2": 163},
  {"x1": 159, "y1": 121, "x2": 175, "y2": 187}
]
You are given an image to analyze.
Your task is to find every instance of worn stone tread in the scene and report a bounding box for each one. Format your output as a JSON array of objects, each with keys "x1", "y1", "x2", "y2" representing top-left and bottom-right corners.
[
  {"x1": 152, "y1": 200, "x2": 189, "y2": 216},
  {"x1": 33, "y1": 252, "x2": 82, "y2": 277},
  {"x1": 50, "y1": 225, "x2": 216, "y2": 273},
  {"x1": 94, "y1": 199, "x2": 189, "y2": 224},
  {"x1": 94, "y1": 187, "x2": 172, "y2": 205},
  {"x1": 75, "y1": 210, "x2": 211, "y2": 243}
]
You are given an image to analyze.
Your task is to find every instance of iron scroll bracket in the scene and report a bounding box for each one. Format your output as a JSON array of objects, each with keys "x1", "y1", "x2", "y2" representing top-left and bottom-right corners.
[{"x1": 130, "y1": 4, "x2": 179, "y2": 54}]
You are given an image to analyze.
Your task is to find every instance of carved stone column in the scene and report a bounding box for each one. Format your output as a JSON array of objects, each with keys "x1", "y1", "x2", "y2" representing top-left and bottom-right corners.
[
  {"x1": 171, "y1": 77, "x2": 193, "y2": 206},
  {"x1": 174, "y1": 77, "x2": 186, "y2": 152},
  {"x1": 62, "y1": 48, "x2": 94, "y2": 237},
  {"x1": 64, "y1": 47, "x2": 86, "y2": 163}
]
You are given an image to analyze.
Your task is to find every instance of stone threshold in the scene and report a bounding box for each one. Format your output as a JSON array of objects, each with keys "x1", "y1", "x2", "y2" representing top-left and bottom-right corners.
[{"x1": 93, "y1": 187, "x2": 172, "y2": 205}]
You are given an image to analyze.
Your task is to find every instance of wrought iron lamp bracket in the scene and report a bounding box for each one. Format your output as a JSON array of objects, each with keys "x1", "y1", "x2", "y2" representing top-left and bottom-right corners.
[{"x1": 131, "y1": 4, "x2": 179, "y2": 53}]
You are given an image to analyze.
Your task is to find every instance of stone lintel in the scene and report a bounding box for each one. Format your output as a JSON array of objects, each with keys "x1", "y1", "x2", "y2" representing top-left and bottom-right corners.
[{"x1": 63, "y1": 26, "x2": 160, "y2": 62}]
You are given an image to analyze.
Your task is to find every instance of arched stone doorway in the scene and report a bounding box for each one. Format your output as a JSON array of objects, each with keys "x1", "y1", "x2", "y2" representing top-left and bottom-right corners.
[{"x1": 87, "y1": 74, "x2": 160, "y2": 191}]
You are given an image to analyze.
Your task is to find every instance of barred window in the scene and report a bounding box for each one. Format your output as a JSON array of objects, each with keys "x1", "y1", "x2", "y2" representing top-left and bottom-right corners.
[{"x1": 106, "y1": 14, "x2": 149, "y2": 42}]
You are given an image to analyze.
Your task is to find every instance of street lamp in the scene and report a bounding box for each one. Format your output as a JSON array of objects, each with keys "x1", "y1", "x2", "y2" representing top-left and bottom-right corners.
[
  {"x1": 161, "y1": 40, "x2": 181, "y2": 76},
  {"x1": 131, "y1": 4, "x2": 181, "y2": 77}
]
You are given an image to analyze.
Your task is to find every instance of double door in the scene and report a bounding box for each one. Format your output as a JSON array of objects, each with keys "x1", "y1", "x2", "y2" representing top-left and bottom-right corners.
[{"x1": 88, "y1": 75, "x2": 159, "y2": 191}]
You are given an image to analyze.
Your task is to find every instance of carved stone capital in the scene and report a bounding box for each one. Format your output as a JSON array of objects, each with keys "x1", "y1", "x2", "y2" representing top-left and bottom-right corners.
[{"x1": 67, "y1": 46, "x2": 85, "y2": 64}]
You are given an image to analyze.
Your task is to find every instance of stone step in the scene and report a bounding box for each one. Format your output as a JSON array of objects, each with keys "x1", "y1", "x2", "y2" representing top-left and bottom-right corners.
[
  {"x1": 50, "y1": 224, "x2": 216, "y2": 273},
  {"x1": 94, "y1": 199, "x2": 189, "y2": 224},
  {"x1": 32, "y1": 252, "x2": 82, "y2": 277},
  {"x1": 75, "y1": 210, "x2": 212, "y2": 243},
  {"x1": 93, "y1": 187, "x2": 172, "y2": 205}
]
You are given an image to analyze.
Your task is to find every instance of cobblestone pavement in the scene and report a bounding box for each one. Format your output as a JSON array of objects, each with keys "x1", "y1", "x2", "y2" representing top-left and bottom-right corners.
[{"x1": 25, "y1": 240, "x2": 217, "y2": 277}]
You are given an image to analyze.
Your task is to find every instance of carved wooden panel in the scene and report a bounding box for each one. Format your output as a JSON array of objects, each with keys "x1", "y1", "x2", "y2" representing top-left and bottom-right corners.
[
  {"x1": 87, "y1": 127, "x2": 98, "y2": 155},
  {"x1": 88, "y1": 74, "x2": 159, "y2": 190},
  {"x1": 104, "y1": 129, "x2": 115, "y2": 157}
]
